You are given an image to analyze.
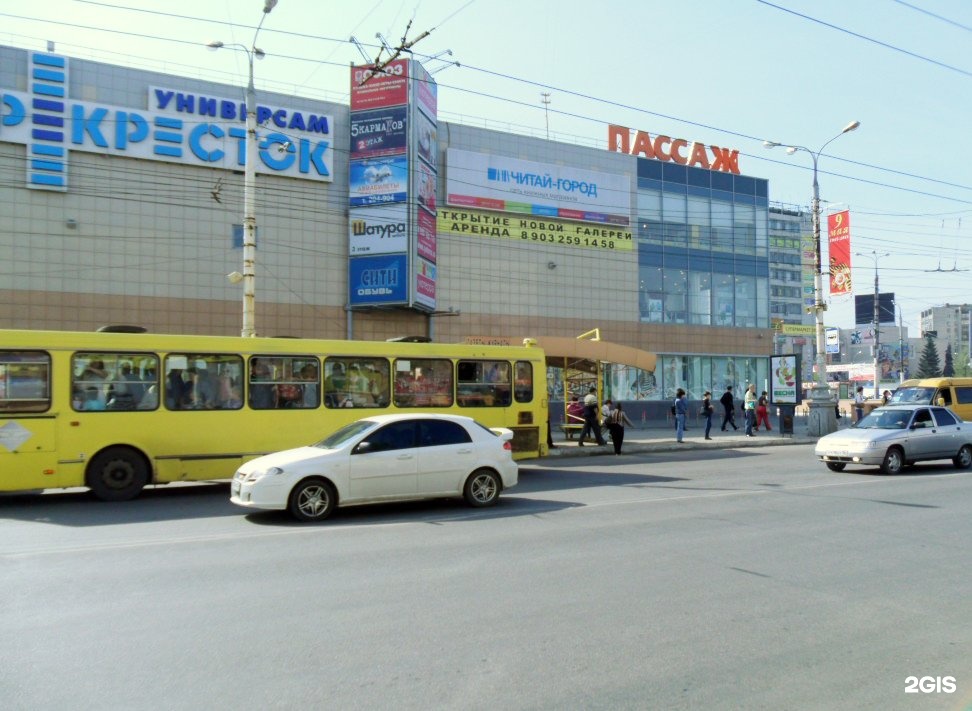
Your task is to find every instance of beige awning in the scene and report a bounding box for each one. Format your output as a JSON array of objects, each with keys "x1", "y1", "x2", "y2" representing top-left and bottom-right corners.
[
  {"x1": 463, "y1": 335, "x2": 656, "y2": 373},
  {"x1": 533, "y1": 336, "x2": 657, "y2": 373}
]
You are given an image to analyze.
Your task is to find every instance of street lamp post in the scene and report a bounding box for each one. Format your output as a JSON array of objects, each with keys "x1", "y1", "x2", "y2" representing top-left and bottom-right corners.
[
  {"x1": 857, "y1": 250, "x2": 890, "y2": 398},
  {"x1": 207, "y1": 0, "x2": 278, "y2": 338},
  {"x1": 764, "y1": 120, "x2": 860, "y2": 437}
]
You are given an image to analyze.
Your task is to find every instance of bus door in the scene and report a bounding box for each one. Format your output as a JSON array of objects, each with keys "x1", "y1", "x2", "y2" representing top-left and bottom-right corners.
[{"x1": 0, "y1": 350, "x2": 63, "y2": 491}]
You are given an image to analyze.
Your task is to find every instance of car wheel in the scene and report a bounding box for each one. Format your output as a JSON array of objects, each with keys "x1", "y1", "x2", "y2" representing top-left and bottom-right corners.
[
  {"x1": 86, "y1": 447, "x2": 149, "y2": 501},
  {"x1": 825, "y1": 462, "x2": 846, "y2": 472},
  {"x1": 953, "y1": 444, "x2": 972, "y2": 469},
  {"x1": 288, "y1": 478, "x2": 336, "y2": 522},
  {"x1": 880, "y1": 447, "x2": 904, "y2": 475},
  {"x1": 463, "y1": 469, "x2": 501, "y2": 507}
]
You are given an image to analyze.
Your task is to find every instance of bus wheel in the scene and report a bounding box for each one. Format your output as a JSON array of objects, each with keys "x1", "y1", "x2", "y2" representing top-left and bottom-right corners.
[
  {"x1": 463, "y1": 469, "x2": 501, "y2": 507},
  {"x1": 87, "y1": 447, "x2": 149, "y2": 501},
  {"x1": 288, "y1": 478, "x2": 336, "y2": 522}
]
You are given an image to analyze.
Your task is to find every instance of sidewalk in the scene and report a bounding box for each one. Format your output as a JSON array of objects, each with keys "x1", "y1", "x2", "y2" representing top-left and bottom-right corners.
[{"x1": 543, "y1": 418, "x2": 825, "y2": 459}]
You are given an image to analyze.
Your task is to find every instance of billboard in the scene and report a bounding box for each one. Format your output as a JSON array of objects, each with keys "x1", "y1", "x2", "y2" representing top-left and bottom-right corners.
[
  {"x1": 437, "y1": 208, "x2": 634, "y2": 252},
  {"x1": 348, "y1": 253, "x2": 408, "y2": 304},
  {"x1": 827, "y1": 210, "x2": 852, "y2": 295},
  {"x1": 350, "y1": 60, "x2": 409, "y2": 111},
  {"x1": 349, "y1": 205, "x2": 409, "y2": 256},
  {"x1": 349, "y1": 156, "x2": 408, "y2": 206},
  {"x1": 350, "y1": 106, "x2": 407, "y2": 158},
  {"x1": 855, "y1": 293, "x2": 896, "y2": 326},
  {"x1": 446, "y1": 148, "x2": 630, "y2": 226},
  {"x1": 770, "y1": 355, "x2": 801, "y2": 404},
  {"x1": 347, "y1": 59, "x2": 437, "y2": 311}
]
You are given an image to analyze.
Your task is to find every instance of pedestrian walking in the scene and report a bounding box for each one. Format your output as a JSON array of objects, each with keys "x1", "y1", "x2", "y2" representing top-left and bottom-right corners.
[
  {"x1": 601, "y1": 399, "x2": 614, "y2": 440},
  {"x1": 854, "y1": 386, "x2": 865, "y2": 422},
  {"x1": 755, "y1": 390, "x2": 772, "y2": 431},
  {"x1": 701, "y1": 391, "x2": 714, "y2": 440},
  {"x1": 674, "y1": 388, "x2": 688, "y2": 443},
  {"x1": 578, "y1": 387, "x2": 606, "y2": 446},
  {"x1": 720, "y1": 385, "x2": 737, "y2": 431},
  {"x1": 744, "y1": 384, "x2": 757, "y2": 436},
  {"x1": 606, "y1": 402, "x2": 635, "y2": 454}
]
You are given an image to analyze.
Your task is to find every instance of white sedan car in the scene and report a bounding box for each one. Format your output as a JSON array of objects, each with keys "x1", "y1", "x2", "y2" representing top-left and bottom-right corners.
[
  {"x1": 231, "y1": 413, "x2": 518, "y2": 522},
  {"x1": 815, "y1": 404, "x2": 972, "y2": 474}
]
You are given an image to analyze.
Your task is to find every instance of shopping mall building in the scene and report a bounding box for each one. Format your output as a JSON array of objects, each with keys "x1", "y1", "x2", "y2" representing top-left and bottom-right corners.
[{"x1": 0, "y1": 45, "x2": 800, "y2": 403}]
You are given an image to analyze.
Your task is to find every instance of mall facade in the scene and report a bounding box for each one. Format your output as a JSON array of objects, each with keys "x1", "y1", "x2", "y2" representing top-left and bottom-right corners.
[{"x1": 0, "y1": 45, "x2": 784, "y2": 402}]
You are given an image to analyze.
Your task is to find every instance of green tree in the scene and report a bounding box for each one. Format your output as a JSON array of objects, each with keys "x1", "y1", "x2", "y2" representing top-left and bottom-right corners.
[
  {"x1": 943, "y1": 343, "x2": 955, "y2": 377},
  {"x1": 917, "y1": 334, "x2": 941, "y2": 378},
  {"x1": 956, "y1": 346, "x2": 972, "y2": 377}
]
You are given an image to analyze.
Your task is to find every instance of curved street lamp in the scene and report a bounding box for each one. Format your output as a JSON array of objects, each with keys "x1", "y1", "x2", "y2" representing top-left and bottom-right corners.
[
  {"x1": 207, "y1": 0, "x2": 279, "y2": 337},
  {"x1": 764, "y1": 120, "x2": 860, "y2": 436}
]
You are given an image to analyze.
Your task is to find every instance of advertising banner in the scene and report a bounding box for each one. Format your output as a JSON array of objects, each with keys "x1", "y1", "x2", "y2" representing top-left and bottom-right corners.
[
  {"x1": 350, "y1": 60, "x2": 409, "y2": 111},
  {"x1": 348, "y1": 253, "x2": 408, "y2": 306},
  {"x1": 417, "y1": 160, "x2": 437, "y2": 214},
  {"x1": 349, "y1": 204, "x2": 409, "y2": 256},
  {"x1": 826, "y1": 327, "x2": 840, "y2": 354},
  {"x1": 415, "y1": 109, "x2": 437, "y2": 170},
  {"x1": 414, "y1": 258, "x2": 436, "y2": 310},
  {"x1": 350, "y1": 106, "x2": 407, "y2": 159},
  {"x1": 770, "y1": 355, "x2": 800, "y2": 404},
  {"x1": 416, "y1": 209, "x2": 437, "y2": 263},
  {"x1": 437, "y1": 207, "x2": 634, "y2": 252},
  {"x1": 413, "y1": 61, "x2": 437, "y2": 121},
  {"x1": 827, "y1": 210, "x2": 852, "y2": 295},
  {"x1": 446, "y1": 148, "x2": 630, "y2": 226},
  {"x1": 349, "y1": 156, "x2": 408, "y2": 206}
]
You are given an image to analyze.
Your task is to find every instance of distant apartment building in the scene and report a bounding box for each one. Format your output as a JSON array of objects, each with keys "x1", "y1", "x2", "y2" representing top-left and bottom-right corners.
[
  {"x1": 768, "y1": 203, "x2": 813, "y2": 325},
  {"x1": 921, "y1": 303, "x2": 972, "y2": 357}
]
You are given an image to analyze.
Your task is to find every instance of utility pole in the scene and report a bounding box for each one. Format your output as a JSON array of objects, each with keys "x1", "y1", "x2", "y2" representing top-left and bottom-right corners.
[{"x1": 541, "y1": 92, "x2": 551, "y2": 140}]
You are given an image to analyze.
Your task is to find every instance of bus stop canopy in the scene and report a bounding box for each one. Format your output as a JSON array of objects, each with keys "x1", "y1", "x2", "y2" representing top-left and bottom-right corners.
[{"x1": 463, "y1": 336, "x2": 657, "y2": 375}]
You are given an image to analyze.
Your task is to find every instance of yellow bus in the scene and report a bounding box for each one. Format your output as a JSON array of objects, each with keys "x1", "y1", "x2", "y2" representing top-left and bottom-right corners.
[{"x1": 0, "y1": 329, "x2": 547, "y2": 500}]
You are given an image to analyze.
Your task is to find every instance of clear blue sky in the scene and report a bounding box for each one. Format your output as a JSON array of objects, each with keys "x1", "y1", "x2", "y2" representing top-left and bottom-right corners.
[{"x1": 3, "y1": 0, "x2": 970, "y2": 335}]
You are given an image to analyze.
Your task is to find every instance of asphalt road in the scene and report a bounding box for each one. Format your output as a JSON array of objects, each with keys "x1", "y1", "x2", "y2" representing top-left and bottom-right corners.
[{"x1": 1, "y1": 445, "x2": 970, "y2": 711}]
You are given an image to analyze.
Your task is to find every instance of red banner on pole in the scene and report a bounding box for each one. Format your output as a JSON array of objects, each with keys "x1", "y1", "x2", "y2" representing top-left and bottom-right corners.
[{"x1": 828, "y1": 210, "x2": 852, "y2": 295}]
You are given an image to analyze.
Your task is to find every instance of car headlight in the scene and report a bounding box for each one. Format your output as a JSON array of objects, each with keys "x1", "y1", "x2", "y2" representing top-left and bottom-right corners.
[
  {"x1": 862, "y1": 440, "x2": 883, "y2": 449},
  {"x1": 245, "y1": 466, "x2": 285, "y2": 483}
]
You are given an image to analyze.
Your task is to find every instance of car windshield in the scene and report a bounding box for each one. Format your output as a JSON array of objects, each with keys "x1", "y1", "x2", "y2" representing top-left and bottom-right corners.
[
  {"x1": 313, "y1": 419, "x2": 376, "y2": 449},
  {"x1": 889, "y1": 387, "x2": 934, "y2": 405},
  {"x1": 855, "y1": 409, "x2": 910, "y2": 429}
]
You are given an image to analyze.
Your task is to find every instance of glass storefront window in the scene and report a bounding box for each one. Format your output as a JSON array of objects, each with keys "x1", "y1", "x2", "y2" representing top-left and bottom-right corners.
[
  {"x1": 686, "y1": 356, "x2": 708, "y2": 400},
  {"x1": 637, "y1": 190, "x2": 662, "y2": 221},
  {"x1": 713, "y1": 273, "x2": 734, "y2": 326},
  {"x1": 688, "y1": 272, "x2": 712, "y2": 325},
  {"x1": 735, "y1": 276, "x2": 757, "y2": 327},
  {"x1": 639, "y1": 265, "x2": 664, "y2": 323},
  {"x1": 663, "y1": 268, "x2": 687, "y2": 324},
  {"x1": 661, "y1": 355, "x2": 685, "y2": 398},
  {"x1": 662, "y1": 192, "x2": 687, "y2": 223}
]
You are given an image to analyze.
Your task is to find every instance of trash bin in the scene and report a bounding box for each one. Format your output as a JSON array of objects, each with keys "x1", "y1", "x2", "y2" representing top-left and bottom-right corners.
[{"x1": 778, "y1": 405, "x2": 794, "y2": 436}]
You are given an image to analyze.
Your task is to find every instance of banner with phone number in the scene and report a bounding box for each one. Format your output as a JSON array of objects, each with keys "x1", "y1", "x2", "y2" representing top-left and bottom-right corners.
[{"x1": 437, "y1": 208, "x2": 633, "y2": 252}]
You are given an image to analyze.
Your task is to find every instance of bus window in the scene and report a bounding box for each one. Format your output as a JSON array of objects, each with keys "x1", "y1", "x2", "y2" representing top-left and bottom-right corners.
[
  {"x1": 323, "y1": 357, "x2": 389, "y2": 408},
  {"x1": 514, "y1": 361, "x2": 533, "y2": 403},
  {"x1": 73, "y1": 352, "x2": 159, "y2": 411},
  {"x1": 248, "y1": 355, "x2": 320, "y2": 410},
  {"x1": 394, "y1": 358, "x2": 453, "y2": 407},
  {"x1": 0, "y1": 351, "x2": 51, "y2": 413},
  {"x1": 165, "y1": 353, "x2": 242, "y2": 410},
  {"x1": 457, "y1": 360, "x2": 511, "y2": 407}
]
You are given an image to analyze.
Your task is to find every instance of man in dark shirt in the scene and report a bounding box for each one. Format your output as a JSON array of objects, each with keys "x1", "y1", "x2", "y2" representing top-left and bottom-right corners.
[{"x1": 720, "y1": 386, "x2": 738, "y2": 431}]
